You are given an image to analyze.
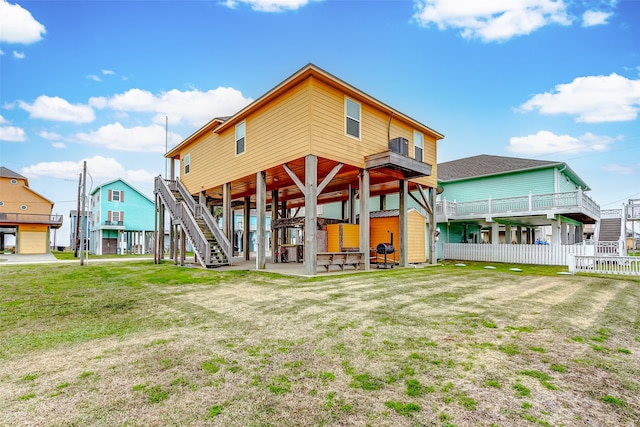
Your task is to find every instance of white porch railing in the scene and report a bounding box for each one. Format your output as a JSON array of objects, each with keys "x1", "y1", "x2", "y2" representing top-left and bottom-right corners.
[
  {"x1": 569, "y1": 255, "x2": 640, "y2": 276},
  {"x1": 443, "y1": 243, "x2": 595, "y2": 266},
  {"x1": 436, "y1": 190, "x2": 600, "y2": 222}
]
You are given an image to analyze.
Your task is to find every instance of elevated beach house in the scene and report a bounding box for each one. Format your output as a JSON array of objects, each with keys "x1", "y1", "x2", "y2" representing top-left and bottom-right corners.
[
  {"x1": 156, "y1": 63, "x2": 444, "y2": 274},
  {"x1": 435, "y1": 155, "x2": 601, "y2": 263},
  {"x1": 0, "y1": 166, "x2": 63, "y2": 254}
]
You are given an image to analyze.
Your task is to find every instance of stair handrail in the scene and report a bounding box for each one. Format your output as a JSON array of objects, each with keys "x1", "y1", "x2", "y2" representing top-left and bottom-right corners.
[
  {"x1": 177, "y1": 203, "x2": 212, "y2": 267},
  {"x1": 154, "y1": 176, "x2": 179, "y2": 219},
  {"x1": 173, "y1": 178, "x2": 231, "y2": 262},
  {"x1": 200, "y1": 204, "x2": 232, "y2": 261},
  {"x1": 174, "y1": 177, "x2": 196, "y2": 213},
  {"x1": 155, "y1": 176, "x2": 210, "y2": 267}
]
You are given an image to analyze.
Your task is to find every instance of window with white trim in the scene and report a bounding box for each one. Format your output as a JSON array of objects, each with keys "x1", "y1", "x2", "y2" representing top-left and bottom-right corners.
[
  {"x1": 112, "y1": 190, "x2": 122, "y2": 201},
  {"x1": 345, "y1": 98, "x2": 360, "y2": 139},
  {"x1": 236, "y1": 122, "x2": 246, "y2": 155},
  {"x1": 414, "y1": 131, "x2": 424, "y2": 162},
  {"x1": 184, "y1": 154, "x2": 190, "y2": 175}
]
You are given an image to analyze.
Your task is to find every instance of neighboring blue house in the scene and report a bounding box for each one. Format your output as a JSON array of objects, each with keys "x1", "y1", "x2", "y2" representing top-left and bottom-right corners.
[{"x1": 89, "y1": 179, "x2": 155, "y2": 255}]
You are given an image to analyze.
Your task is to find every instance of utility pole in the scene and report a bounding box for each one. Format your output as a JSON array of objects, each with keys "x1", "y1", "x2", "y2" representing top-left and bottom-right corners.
[
  {"x1": 74, "y1": 172, "x2": 81, "y2": 257},
  {"x1": 80, "y1": 161, "x2": 87, "y2": 266}
]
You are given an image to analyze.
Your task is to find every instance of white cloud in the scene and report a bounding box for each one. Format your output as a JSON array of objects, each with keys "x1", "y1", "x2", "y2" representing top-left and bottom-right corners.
[
  {"x1": 519, "y1": 73, "x2": 640, "y2": 122},
  {"x1": 90, "y1": 87, "x2": 252, "y2": 126},
  {"x1": 413, "y1": 0, "x2": 571, "y2": 42},
  {"x1": 19, "y1": 95, "x2": 96, "y2": 123},
  {"x1": 0, "y1": 115, "x2": 8, "y2": 124},
  {"x1": 507, "y1": 130, "x2": 618, "y2": 155},
  {"x1": 102, "y1": 69, "x2": 115, "y2": 75},
  {"x1": 74, "y1": 122, "x2": 182, "y2": 152},
  {"x1": 51, "y1": 142, "x2": 66, "y2": 149},
  {"x1": 0, "y1": 0, "x2": 46, "y2": 44},
  {"x1": 222, "y1": 0, "x2": 316, "y2": 12},
  {"x1": 20, "y1": 155, "x2": 156, "y2": 184},
  {"x1": 582, "y1": 10, "x2": 612, "y2": 27},
  {"x1": 0, "y1": 125, "x2": 27, "y2": 141},
  {"x1": 0, "y1": 49, "x2": 4, "y2": 55},
  {"x1": 87, "y1": 74, "x2": 101, "y2": 82},
  {"x1": 601, "y1": 163, "x2": 640, "y2": 175},
  {"x1": 12, "y1": 50, "x2": 25, "y2": 59},
  {"x1": 38, "y1": 130, "x2": 63, "y2": 140}
]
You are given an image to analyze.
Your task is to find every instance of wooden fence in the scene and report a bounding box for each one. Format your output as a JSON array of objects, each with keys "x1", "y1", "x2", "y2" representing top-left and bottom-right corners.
[{"x1": 443, "y1": 243, "x2": 595, "y2": 266}]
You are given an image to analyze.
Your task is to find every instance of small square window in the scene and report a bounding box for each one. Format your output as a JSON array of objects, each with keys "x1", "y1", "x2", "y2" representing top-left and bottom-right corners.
[
  {"x1": 345, "y1": 98, "x2": 360, "y2": 139},
  {"x1": 112, "y1": 191, "x2": 121, "y2": 201},
  {"x1": 236, "y1": 122, "x2": 246, "y2": 155}
]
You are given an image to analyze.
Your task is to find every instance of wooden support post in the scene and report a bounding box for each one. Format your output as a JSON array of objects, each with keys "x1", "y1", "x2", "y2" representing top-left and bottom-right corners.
[
  {"x1": 399, "y1": 179, "x2": 408, "y2": 267},
  {"x1": 180, "y1": 227, "x2": 186, "y2": 266},
  {"x1": 304, "y1": 155, "x2": 318, "y2": 275},
  {"x1": 223, "y1": 183, "x2": 232, "y2": 241},
  {"x1": 256, "y1": 171, "x2": 266, "y2": 269},
  {"x1": 429, "y1": 187, "x2": 437, "y2": 264},
  {"x1": 244, "y1": 197, "x2": 251, "y2": 261},
  {"x1": 359, "y1": 169, "x2": 370, "y2": 271},
  {"x1": 159, "y1": 202, "x2": 165, "y2": 261},
  {"x1": 272, "y1": 190, "x2": 279, "y2": 262}
]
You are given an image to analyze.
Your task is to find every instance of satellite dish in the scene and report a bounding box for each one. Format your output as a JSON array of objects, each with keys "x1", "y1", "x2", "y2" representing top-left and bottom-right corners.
[{"x1": 436, "y1": 186, "x2": 444, "y2": 194}]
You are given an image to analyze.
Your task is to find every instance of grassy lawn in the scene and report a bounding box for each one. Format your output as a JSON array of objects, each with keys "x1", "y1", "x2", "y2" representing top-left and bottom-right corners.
[{"x1": 0, "y1": 261, "x2": 638, "y2": 426}]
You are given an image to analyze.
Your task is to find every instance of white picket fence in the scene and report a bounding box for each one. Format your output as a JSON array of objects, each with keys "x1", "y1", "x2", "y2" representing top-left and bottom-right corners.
[
  {"x1": 443, "y1": 243, "x2": 595, "y2": 266},
  {"x1": 570, "y1": 255, "x2": 640, "y2": 276}
]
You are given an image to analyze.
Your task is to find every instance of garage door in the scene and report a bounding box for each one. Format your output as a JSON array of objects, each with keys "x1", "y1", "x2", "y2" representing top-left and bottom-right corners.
[{"x1": 18, "y1": 230, "x2": 47, "y2": 254}]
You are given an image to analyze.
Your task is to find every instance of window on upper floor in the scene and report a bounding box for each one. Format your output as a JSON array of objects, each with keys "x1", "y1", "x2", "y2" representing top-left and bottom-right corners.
[
  {"x1": 109, "y1": 210, "x2": 124, "y2": 223},
  {"x1": 184, "y1": 153, "x2": 191, "y2": 175},
  {"x1": 236, "y1": 122, "x2": 246, "y2": 156},
  {"x1": 345, "y1": 98, "x2": 361, "y2": 139},
  {"x1": 109, "y1": 190, "x2": 124, "y2": 202},
  {"x1": 414, "y1": 131, "x2": 424, "y2": 162}
]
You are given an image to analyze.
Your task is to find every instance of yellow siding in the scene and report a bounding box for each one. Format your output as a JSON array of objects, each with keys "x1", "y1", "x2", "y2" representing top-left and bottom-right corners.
[
  {"x1": 370, "y1": 217, "x2": 399, "y2": 263},
  {"x1": 177, "y1": 73, "x2": 439, "y2": 193},
  {"x1": 180, "y1": 82, "x2": 313, "y2": 191},
  {"x1": 309, "y1": 78, "x2": 438, "y2": 187},
  {"x1": 0, "y1": 179, "x2": 53, "y2": 215},
  {"x1": 407, "y1": 210, "x2": 426, "y2": 263},
  {"x1": 327, "y1": 223, "x2": 360, "y2": 252},
  {"x1": 370, "y1": 210, "x2": 426, "y2": 263}
]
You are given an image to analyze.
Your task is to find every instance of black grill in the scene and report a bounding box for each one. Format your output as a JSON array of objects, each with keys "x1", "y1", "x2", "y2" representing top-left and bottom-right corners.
[
  {"x1": 376, "y1": 243, "x2": 395, "y2": 255},
  {"x1": 376, "y1": 242, "x2": 395, "y2": 269}
]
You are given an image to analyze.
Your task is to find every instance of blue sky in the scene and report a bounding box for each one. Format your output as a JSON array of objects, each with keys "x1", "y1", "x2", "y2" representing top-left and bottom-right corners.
[{"x1": 1, "y1": 0, "x2": 639, "y2": 245}]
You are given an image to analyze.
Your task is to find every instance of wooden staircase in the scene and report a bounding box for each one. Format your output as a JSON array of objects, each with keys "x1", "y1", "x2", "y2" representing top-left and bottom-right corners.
[
  {"x1": 598, "y1": 217, "x2": 622, "y2": 241},
  {"x1": 155, "y1": 176, "x2": 230, "y2": 268}
]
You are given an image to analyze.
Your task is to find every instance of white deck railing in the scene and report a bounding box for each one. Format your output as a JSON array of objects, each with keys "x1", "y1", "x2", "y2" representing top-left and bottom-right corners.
[
  {"x1": 436, "y1": 190, "x2": 600, "y2": 222},
  {"x1": 569, "y1": 255, "x2": 640, "y2": 276}
]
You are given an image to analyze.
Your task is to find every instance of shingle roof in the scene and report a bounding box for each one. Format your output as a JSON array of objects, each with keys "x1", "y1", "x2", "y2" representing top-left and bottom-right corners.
[
  {"x1": 437, "y1": 155, "x2": 560, "y2": 182},
  {"x1": 0, "y1": 166, "x2": 27, "y2": 180}
]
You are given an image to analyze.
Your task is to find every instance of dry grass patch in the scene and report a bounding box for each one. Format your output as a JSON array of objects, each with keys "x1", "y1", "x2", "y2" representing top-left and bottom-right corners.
[{"x1": 0, "y1": 261, "x2": 638, "y2": 426}]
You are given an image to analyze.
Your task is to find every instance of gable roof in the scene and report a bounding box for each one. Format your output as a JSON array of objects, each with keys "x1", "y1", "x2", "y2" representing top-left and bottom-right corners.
[
  {"x1": 438, "y1": 154, "x2": 590, "y2": 190},
  {"x1": 1, "y1": 166, "x2": 55, "y2": 205},
  {"x1": 0, "y1": 166, "x2": 28, "y2": 183},
  {"x1": 90, "y1": 178, "x2": 153, "y2": 203},
  {"x1": 167, "y1": 63, "x2": 444, "y2": 158}
]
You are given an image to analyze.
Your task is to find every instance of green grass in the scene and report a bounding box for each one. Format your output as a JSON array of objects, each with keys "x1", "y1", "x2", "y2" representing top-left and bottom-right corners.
[{"x1": 1, "y1": 261, "x2": 638, "y2": 426}]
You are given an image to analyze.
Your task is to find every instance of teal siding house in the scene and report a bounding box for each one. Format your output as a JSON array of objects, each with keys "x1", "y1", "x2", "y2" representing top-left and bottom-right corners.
[
  {"x1": 89, "y1": 179, "x2": 155, "y2": 255},
  {"x1": 435, "y1": 155, "x2": 600, "y2": 257}
]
